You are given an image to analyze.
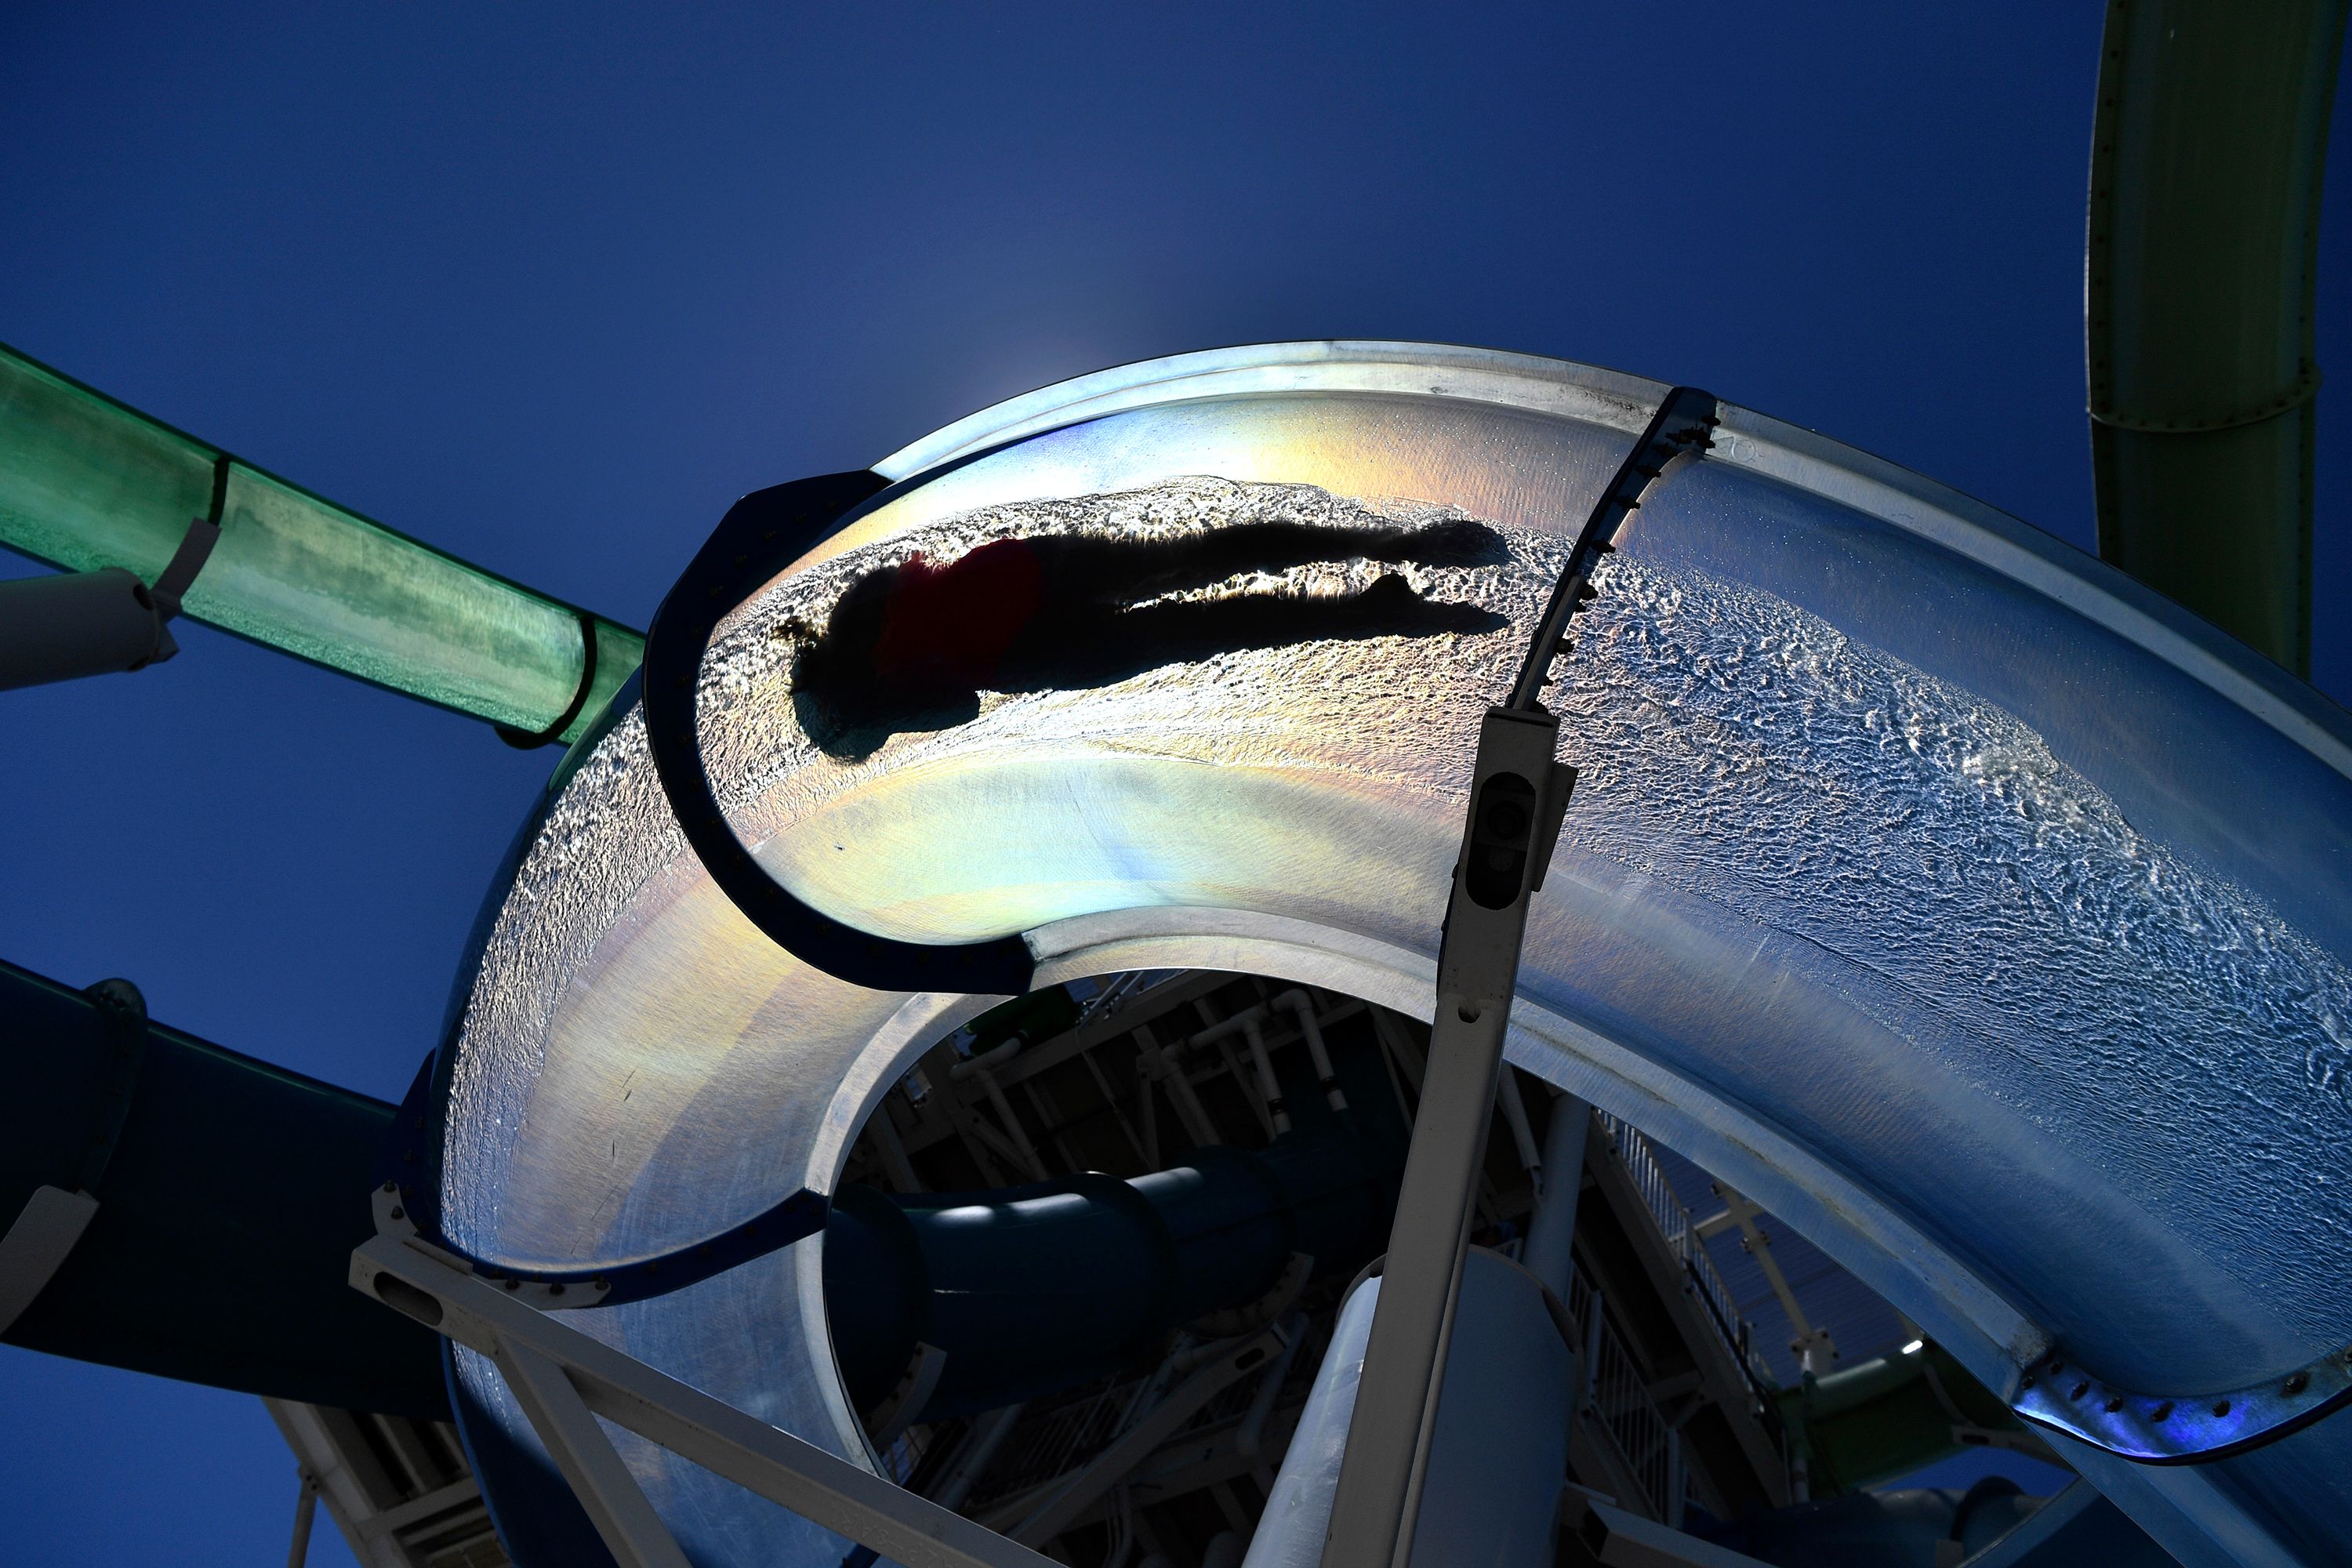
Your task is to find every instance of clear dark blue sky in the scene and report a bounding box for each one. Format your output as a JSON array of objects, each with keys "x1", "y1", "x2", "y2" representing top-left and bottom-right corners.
[{"x1": 2, "y1": 5, "x2": 2345, "y2": 1563}]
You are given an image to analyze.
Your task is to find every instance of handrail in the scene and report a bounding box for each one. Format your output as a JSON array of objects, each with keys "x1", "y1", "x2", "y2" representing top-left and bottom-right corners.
[
  {"x1": 1563, "y1": 1266, "x2": 1685, "y2": 1523},
  {"x1": 1592, "y1": 1111, "x2": 1777, "y2": 1393}
]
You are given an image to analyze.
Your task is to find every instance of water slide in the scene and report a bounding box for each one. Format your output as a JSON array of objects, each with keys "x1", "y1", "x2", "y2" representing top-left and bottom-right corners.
[
  {"x1": 8, "y1": 341, "x2": 2350, "y2": 1565},
  {"x1": 416, "y1": 344, "x2": 2352, "y2": 1564}
]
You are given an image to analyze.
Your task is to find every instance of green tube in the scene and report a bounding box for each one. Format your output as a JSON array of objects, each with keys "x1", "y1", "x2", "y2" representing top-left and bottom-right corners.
[
  {"x1": 1780, "y1": 1342, "x2": 2051, "y2": 1496},
  {"x1": 0, "y1": 340, "x2": 641, "y2": 742}
]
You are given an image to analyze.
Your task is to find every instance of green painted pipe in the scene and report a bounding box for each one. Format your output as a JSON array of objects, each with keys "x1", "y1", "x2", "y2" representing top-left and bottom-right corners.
[
  {"x1": 2087, "y1": 0, "x2": 2349, "y2": 675},
  {"x1": 0, "y1": 339, "x2": 640, "y2": 743}
]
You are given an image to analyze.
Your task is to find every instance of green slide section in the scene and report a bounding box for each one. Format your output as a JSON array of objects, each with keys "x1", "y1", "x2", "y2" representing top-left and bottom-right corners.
[
  {"x1": 1782, "y1": 1342, "x2": 2048, "y2": 1497},
  {"x1": 2086, "y1": 0, "x2": 2347, "y2": 675},
  {"x1": 0, "y1": 340, "x2": 641, "y2": 742}
]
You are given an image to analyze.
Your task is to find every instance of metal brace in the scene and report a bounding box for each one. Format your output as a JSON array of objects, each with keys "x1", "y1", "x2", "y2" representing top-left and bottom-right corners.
[
  {"x1": 351, "y1": 1230, "x2": 1056, "y2": 1568},
  {"x1": 0, "y1": 978, "x2": 152, "y2": 1334},
  {"x1": 1319, "y1": 389, "x2": 1720, "y2": 1568}
]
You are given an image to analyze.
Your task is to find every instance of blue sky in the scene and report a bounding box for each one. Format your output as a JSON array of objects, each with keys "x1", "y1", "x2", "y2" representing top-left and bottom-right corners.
[{"x1": 3, "y1": 5, "x2": 2345, "y2": 1563}]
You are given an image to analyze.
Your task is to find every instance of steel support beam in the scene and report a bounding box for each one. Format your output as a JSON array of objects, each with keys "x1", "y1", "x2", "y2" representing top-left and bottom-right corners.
[
  {"x1": 1319, "y1": 387, "x2": 1717, "y2": 1568},
  {"x1": 350, "y1": 1234, "x2": 1055, "y2": 1568},
  {"x1": 1316, "y1": 708, "x2": 1570, "y2": 1568}
]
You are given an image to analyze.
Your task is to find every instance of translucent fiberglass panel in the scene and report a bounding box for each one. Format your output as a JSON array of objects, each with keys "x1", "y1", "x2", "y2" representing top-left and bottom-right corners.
[
  {"x1": 198, "y1": 463, "x2": 583, "y2": 729},
  {"x1": 684, "y1": 394, "x2": 2351, "y2": 1384},
  {"x1": 0, "y1": 343, "x2": 216, "y2": 578},
  {"x1": 438, "y1": 345, "x2": 2352, "y2": 1563},
  {"x1": 0, "y1": 342, "x2": 633, "y2": 742}
]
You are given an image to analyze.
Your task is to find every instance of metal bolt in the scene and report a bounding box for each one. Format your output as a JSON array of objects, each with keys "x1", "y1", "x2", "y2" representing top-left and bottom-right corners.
[
  {"x1": 2284, "y1": 1372, "x2": 2310, "y2": 1396},
  {"x1": 2151, "y1": 1401, "x2": 2174, "y2": 1421},
  {"x1": 2105, "y1": 1398, "x2": 2124, "y2": 1413},
  {"x1": 2071, "y1": 1381, "x2": 2090, "y2": 1400},
  {"x1": 2212, "y1": 1400, "x2": 2230, "y2": 1417},
  {"x1": 389, "y1": 1207, "x2": 405, "y2": 1221}
]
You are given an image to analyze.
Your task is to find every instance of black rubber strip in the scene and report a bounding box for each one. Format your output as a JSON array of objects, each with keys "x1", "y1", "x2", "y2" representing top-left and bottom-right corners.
[
  {"x1": 1508, "y1": 387, "x2": 1719, "y2": 711},
  {"x1": 495, "y1": 609, "x2": 601, "y2": 750},
  {"x1": 372, "y1": 1048, "x2": 829, "y2": 1308},
  {"x1": 640, "y1": 470, "x2": 1036, "y2": 996}
]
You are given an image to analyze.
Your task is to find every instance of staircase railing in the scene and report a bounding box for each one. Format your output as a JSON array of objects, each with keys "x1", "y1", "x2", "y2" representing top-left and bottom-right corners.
[
  {"x1": 1562, "y1": 1267, "x2": 1684, "y2": 1524},
  {"x1": 1592, "y1": 1111, "x2": 1777, "y2": 1395}
]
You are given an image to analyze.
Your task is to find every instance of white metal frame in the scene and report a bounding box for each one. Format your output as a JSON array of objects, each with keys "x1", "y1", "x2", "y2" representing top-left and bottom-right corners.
[
  {"x1": 350, "y1": 1232, "x2": 1057, "y2": 1568},
  {"x1": 0, "y1": 1184, "x2": 99, "y2": 1334}
]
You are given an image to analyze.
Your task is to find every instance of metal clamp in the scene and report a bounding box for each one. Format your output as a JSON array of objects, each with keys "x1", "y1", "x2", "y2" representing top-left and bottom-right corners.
[
  {"x1": 150, "y1": 456, "x2": 229, "y2": 622},
  {"x1": 2012, "y1": 1341, "x2": 2352, "y2": 1465},
  {"x1": 641, "y1": 470, "x2": 1036, "y2": 996},
  {"x1": 145, "y1": 454, "x2": 231, "y2": 658},
  {"x1": 496, "y1": 609, "x2": 601, "y2": 750}
]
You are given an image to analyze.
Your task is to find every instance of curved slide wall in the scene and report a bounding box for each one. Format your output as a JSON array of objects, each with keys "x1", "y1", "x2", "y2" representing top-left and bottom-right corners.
[{"x1": 432, "y1": 344, "x2": 2352, "y2": 1566}]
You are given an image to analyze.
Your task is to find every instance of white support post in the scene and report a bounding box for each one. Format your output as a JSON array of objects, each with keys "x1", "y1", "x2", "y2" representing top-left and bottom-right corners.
[
  {"x1": 1319, "y1": 706, "x2": 1570, "y2": 1568},
  {"x1": 492, "y1": 1337, "x2": 695, "y2": 1568},
  {"x1": 285, "y1": 1470, "x2": 321, "y2": 1568},
  {"x1": 1522, "y1": 1096, "x2": 1591, "y2": 1303},
  {"x1": 351, "y1": 1234, "x2": 1058, "y2": 1568}
]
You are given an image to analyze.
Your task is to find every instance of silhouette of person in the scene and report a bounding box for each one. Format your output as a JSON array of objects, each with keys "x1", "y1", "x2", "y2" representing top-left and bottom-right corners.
[{"x1": 789, "y1": 516, "x2": 1511, "y2": 757}]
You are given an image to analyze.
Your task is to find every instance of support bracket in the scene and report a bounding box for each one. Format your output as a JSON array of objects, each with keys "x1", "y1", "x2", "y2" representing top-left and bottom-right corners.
[
  {"x1": 1319, "y1": 389, "x2": 1719, "y2": 1568},
  {"x1": 351, "y1": 1232, "x2": 1057, "y2": 1568},
  {"x1": 368, "y1": 1049, "x2": 827, "y2": 1309}
]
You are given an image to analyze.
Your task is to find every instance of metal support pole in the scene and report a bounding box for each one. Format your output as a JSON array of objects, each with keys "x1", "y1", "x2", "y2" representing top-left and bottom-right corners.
[
  {"x1": 1522, "y1": 1095, "x2": 1591, "y2": 1302},
  {"x1": 285, "y1": 1469, "x2": 321, "y2": 1568},
  {"x1": 0, "y1": 568, "x2": 177, "y2": 691},
  {"x1": 1317, "y1": 706, "x2": 1570, "y2": 1568},
  {"x1": 1318, "y1": 387, "x2": 1718, "y2": 1568},
  {"x1": 492, "y1": 1336, "x2": 695, "y2": 1568}
]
